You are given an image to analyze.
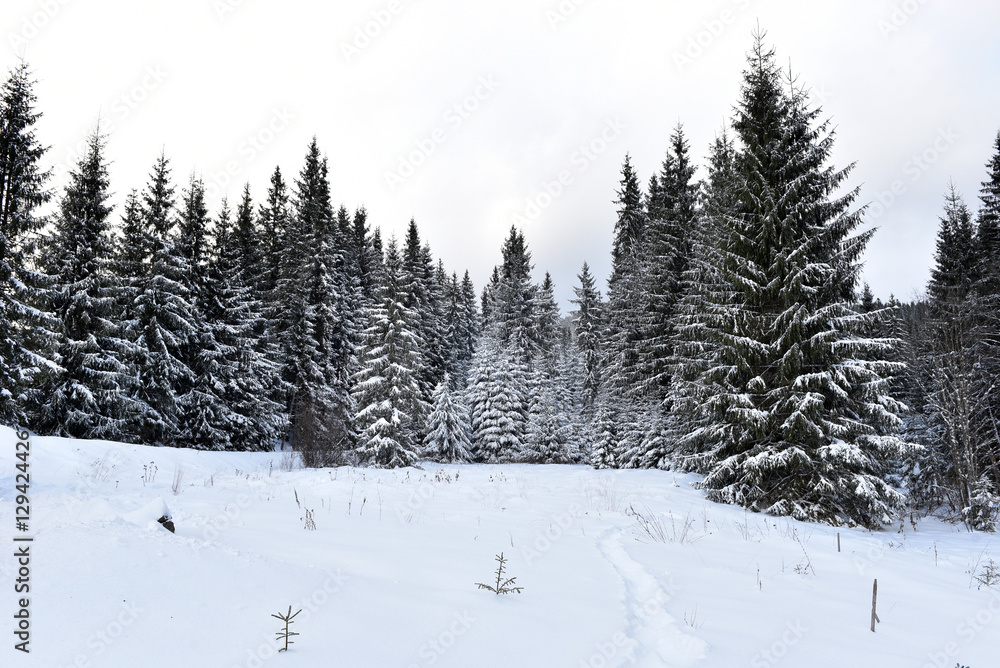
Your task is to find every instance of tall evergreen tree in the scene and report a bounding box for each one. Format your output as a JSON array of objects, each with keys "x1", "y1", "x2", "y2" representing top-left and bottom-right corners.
[
  {"x1": 603, "y1": 156, "x2": 647, "y2": 399},
  {"x1": 571, "y1": 262, "x2": 603, "y2": 415},
  {"x1": 123, "y1": 153, "x2": 197, "y2": 445},
  {"x1": 352, "y1": 207, "x2": 380, "y2": 306},
  {"x1": 36, "y1": 129, "x2": 135, "y2": 438},
  {"x1": 977, "y1": 131, "x2": 1000, "y2": 299},
  {"x1": 919, "y1": 186, "x2": 998, "y2": 529},
  {"x1": 174, "y1": 175, "x2": 234, "y2": 450},
  {"x1": 669, "y1": 131, "x2": 738, "y2": 451},
  {"x1": 492, "y1": 226, "x2": 538, "y2": 363},
  {"x1": 110, "y1": 191, "x2": 160, "y2": 442},
  {"x1": 974, "y1": 132, "x2": 1000, "y2": 485},
  {"x1": 258, "y1": 166, "x2": 290, "y2": 305},
  {"x1": 0, "y1": 61, "x2": 57, "y2": 426},
  {"x1": 232, "y1": 184, "x2": 263, "y2": 294},
  {"x1": 284, "y1": 138, "x2": 356, "y2": 465},
  {"x1": 202, "y1": 200, "x2": 285, "y2": 451},
  {"x1": 608, "y1": 154, "x2": 646, "y2": 285},
  {"x1": 352, "y1": 238, "x2": 425, "y2": 468},
  {"x1": 673, "y1": 35, "x2": 908, "y2": 528},
  {"x1": 534, "y1": 272, "x2": 560, "y2": 360},
  {"x1": 400, "y1": 220, "x2": 446, "y2": 405},
  {"x1": 636, "y1": 125, "x2": 698, "y2": 403}
]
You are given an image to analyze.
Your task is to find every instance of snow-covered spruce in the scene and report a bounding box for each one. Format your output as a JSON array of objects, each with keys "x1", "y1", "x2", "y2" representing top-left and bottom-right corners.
[
  {"x1": 352, "y1": 237, "x2": 426, "y2": 468},
  {"x1": 466, "y1": 335, "x2": 528, "y2": 463},
  {"x1": 668, "y1": 34, "x2": 911, "y2": 529},
  {"x1": 422, "y1": 374, "x2": 473, "y2": 463}
]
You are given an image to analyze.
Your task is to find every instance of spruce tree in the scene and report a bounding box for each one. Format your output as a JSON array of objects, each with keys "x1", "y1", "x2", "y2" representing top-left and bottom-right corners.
[
  {"x1": 423, "y1": 373, "x2": 473, "y2": 463},
  {"x1": 493, "y1": 226, "x2": 538, "y2": 363},
  {"x1": 571, "y1": 262, "x2": 603, "y2": 415},
  {"x1": 921, "y1": 186, "x2": 998, "y2": 529},
  {"x1": 467, "y1": 334, "x2": 528, "y2": 463},
  {"x1": 534, "y1": 272, "x2": 560, "y2": 360},
  {"x1": 669, "y1": 131, "x2": 738, "y2": 452},
  {"x1": 0, "y1": 61, "x2": 57, "y2": 426},
  {"x1": 400, "y1": 220, "x2": 446, "y2": 406},
  {"x1": 257, "y1": 166, "x2": 295, "y2": 429},
  {"x1": 285, "y1": 138, "x2": 356, "y2": 465},
  {"x1": 204, "y1": 200, "x2": 285, "y2": 451},
  {"x1": 110, "y1": 191, "x2": 161, "y2": 442},
  {"x1": 525, "y1": 368, "x2": 574, "y2": 464},
  {"x1": 444, "y1": 270, "x2": 478, "y2": 389},
  {"x1": 125, "y1": 153, "x2": 197, "y2": 445},
  {"x1": 259, "y1": 166, "x2": 291, "y2": 305},
  {"x1": 590, "y1": 389, "x2": 622, "y2": 469},
  {"x1": 974, "y1": 132, "x2": 1000, "y2": 493},
  {"x1": 636, "y1": 125, "x2": 698, "y2": 403},
  {"x1": 603, "y1": 155, "x2": 647, "y2": 400},
  {"x1": 676, "y1": 35, "x2": 908, "y2": 528},
  {"x1": 36, "y1": 129, "x2": 135, "y2": 439},
  {"x1": 351, "y1": 207, "x2": 381, "y2": 307},
  {"x1": 174, "y1": 175, "x2": 233, "y2": 450},
  {"x1": 976, "y1": 131, "x2": 1000, "y2": 299},
  {"x1": 232, "y1": 184, "x2": 263, "y2": 295},
  {"x1": 352, "y1": 238, "x2": 425, "y2": 468}
]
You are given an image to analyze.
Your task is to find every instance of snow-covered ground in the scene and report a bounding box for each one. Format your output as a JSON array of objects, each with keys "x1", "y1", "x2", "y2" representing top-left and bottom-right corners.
[{"x1": 1, "y1": 425, "x2": 997, "y2": 667}]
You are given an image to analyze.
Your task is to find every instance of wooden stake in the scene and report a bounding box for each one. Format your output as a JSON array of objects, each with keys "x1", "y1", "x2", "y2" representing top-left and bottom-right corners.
[{"x1": 870, "y1": 579, "x2": 880, "y2": 632}]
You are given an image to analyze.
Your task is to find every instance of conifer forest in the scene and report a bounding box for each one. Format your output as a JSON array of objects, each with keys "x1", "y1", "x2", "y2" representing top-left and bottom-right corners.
[{"x1": 3, "y1": 32, "x2": 1000, "y2": 536}]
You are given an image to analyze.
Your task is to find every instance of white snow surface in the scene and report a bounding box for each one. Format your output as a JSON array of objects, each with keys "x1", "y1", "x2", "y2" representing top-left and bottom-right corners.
[{"x1": 1, "y1": 425, "x2": 998, "y2": 667}]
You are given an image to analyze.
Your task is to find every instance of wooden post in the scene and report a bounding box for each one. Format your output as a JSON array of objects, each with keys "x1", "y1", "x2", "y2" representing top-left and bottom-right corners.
[
  {"x1": 870, "y1": 579, "x2": 880, "y2": 632},
  {"x1": 837, "y1": 533, "x2": 841, "y2": 553}
]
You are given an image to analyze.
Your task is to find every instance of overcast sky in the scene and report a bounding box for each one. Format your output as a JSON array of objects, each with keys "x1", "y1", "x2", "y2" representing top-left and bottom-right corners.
[{"x1": 4, "y1": 0, "x2": 999, "y2": 309}]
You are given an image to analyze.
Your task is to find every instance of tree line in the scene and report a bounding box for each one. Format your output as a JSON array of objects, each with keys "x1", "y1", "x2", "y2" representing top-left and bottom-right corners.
[{"x1": 2, "y1": 31, "x2": 998, "y2": 530}]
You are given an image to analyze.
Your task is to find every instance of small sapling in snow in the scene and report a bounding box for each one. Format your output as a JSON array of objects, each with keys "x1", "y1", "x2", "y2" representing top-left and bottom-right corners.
[
  {"x1": 272, "y1": 606, "x2": 302, "y2": 652},
  {"x1": 476, "y1": 552, "x2": 523, "y2": 595},
  {"x1": 973, "y1": 558, "x2": 999, "y2": 589}
]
